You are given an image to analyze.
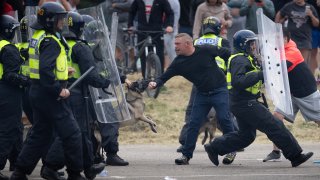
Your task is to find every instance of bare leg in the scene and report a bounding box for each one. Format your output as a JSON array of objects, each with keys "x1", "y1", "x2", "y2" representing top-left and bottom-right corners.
[{"x1": 300, "y1": 49, "x2": 313, "y2": 73}]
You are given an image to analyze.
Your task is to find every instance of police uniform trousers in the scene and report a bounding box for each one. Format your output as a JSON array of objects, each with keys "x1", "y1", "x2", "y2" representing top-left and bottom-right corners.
[
  {"x1": 15, "y1": 84, "x2": 83, "y2": 174},
  {"x1": 98, "y1": 122, "x2": 120, "y2": 155},
  {"x1": 211, "y1": 99, "x2": 303, "y2": 160},
  {"x1": 45, "y1": 86, "x2": 94, "y2": 170},
  {"x1": 0, "y1": 83, "x2": 23, "y2": 170}
]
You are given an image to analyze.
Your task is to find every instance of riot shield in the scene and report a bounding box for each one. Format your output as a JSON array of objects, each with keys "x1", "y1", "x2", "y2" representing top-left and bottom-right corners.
[
  {"x1": 79, "y1": 6, "x2": 130, "y2": 123},
  {"x1": 256, "y1": 9, "x2": 294, "y2": 121},
  {"x1": 24, "y1": 6, "x2": 38, "y2": 40},
  {"x1": 110, "y1": 12, "x2": 119, "y2": 57}
]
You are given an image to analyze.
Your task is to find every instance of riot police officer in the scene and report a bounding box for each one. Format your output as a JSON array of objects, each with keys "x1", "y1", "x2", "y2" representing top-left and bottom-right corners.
[
  {"x1": 42, "y1": 12, "x2": 109, "y2": 180},
  {"x1": 204, "y1": 30, "x2": 314, "y2": 167},
  {"x1": 10, "y1": 2, "x2": 85, "y2": 180},
  {"x1": 0, "y1": 14, "x2": 30, "y2": 180}
]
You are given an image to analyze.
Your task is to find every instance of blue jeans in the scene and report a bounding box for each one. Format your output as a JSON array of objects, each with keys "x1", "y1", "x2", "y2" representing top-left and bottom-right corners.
[{"x1": 182, "y1": 87, "x2": 235, "y2": 158}]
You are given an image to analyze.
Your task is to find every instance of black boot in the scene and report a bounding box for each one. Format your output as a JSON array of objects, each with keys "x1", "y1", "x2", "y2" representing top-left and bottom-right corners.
[
  {"x1": 40, "y1": 166, "x2": 66, "y2": 180},
  {"x1": 0, "y1": 171, "x2": 9, "y2": 180},
  {"x1": 67, "y1": 172, "x2": 86, "y2": 180},
  {"x1": 10, "y1": 169, "x2": 28, "y2": 180},
  {"x1": 291, "y1": 152, "x2": 313, "y2": 167},
  {"x1": 106, "y1": 154, "x2": 129, "y2": 166},
  {"x1": 84, "y1": 163, "x2": 105, "y2": 180}
]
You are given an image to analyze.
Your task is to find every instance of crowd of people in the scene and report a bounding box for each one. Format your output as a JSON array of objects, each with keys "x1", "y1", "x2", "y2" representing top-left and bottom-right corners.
[{"x1": 0, "y1": 0, "x2": 320, "y2": 179}]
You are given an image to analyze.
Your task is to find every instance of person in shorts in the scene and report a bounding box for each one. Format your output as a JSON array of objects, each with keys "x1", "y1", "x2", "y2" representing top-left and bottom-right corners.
[{"x1": 263, "y1": 27, "x2": 320, "y2": 162}]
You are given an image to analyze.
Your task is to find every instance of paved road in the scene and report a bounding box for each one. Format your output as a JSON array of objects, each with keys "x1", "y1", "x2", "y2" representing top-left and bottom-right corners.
[{"x1": 3, "y1": 143, "x2": 320, "y2": 180}]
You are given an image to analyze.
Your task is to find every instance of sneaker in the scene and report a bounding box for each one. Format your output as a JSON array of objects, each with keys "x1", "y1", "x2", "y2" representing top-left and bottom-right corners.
[
  {"x1": 174, "y1": 155, "x2": 190, "y2": 165},
  {"x1": 84, "y1": 163, "x2": 105, "y2": 180},
  {"x1": 263, "y1": 150, "x2": 281, "y2": 162},
  {"x1": 291, "y1": 152, "x2": 313, "y2": 167},
  {"x1": 106, "y1": 154, "x2": 129, "y2": 166},
  {"x1": 204, "y1": 144, "x2": 219, "y2": 166},
  {"x1": 222, "y1": 152, "x2": 236, "y2": 165},
  {"x1": 176, "y1": 145, "x2": 183, "y2": 153},
  {"x1": 0, "y1": 171, "x2": 9, "y2": 180}
]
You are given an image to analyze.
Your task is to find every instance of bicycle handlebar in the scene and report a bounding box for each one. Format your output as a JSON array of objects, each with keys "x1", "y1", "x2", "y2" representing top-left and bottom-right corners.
[{"x1": 122, "y1": 28, "x2": 166, "y2": 34}]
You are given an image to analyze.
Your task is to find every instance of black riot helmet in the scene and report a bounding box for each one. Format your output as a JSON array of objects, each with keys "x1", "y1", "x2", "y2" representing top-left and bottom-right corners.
[
  {"x1": 233, "y1": 29, "x2": 258, "y2": 55},
  {"x1": 31, "y1": 2, "x2": 67, "y2": 33},
  {"x1": 0, "y1": 15, "x2": 20, "y2": 41},
  {"x1": 201, "y1": 16, "x2": 222, "y2": 35},
  {"x1": 20, "y1": 15, "x2": 36, "y2": 42},
  {"x1": 64, "y1": 11, "x2": 85, "y2": 38},
  {"x1": 82, "y1": 15, "x2": 94, "y2": 26}
]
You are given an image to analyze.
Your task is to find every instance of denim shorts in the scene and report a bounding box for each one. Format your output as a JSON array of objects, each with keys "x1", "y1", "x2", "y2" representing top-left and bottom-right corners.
[{"x1": 312, "y1": 28, "x2": 320, "y2": 48}]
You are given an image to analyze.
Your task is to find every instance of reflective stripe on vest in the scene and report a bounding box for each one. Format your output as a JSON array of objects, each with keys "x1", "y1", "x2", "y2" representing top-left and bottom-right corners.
[
  {"x1": 29, "y1": 30, "x2": 46, "y2": 79},
  {"x1": 67, "y1": 40, "x2": 81, "y2": 79},
  {"x1": 0, "y1": 40, "x2": 11, "y2": 80},
  {"x1": 194, "y1": 34, "x2": 226, "y2": 71},
  {"x1": 16, "y1": 42, "x2": 30, "y2": 76},
  {"x1": 29, "y1": 31, "x2": 68, "y2": 80},
  {"x1": 226, "y1": 53, "x2": 262, "y2": 95}
]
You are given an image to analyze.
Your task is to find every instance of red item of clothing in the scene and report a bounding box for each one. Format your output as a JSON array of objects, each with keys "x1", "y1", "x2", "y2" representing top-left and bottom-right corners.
[{"x1": 285, "y1": 39, "x2": 304, "y2": 72}]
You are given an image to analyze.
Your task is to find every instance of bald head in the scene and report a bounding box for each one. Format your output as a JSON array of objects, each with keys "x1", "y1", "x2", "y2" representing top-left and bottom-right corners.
[{"x1": 175, "y1": 33, "x2": 195, "y2": 56}]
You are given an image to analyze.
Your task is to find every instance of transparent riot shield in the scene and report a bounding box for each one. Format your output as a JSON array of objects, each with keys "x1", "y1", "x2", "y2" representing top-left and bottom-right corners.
[
  {"x1": 110, "y1": 12, "x2": 119, "y2": 57},
  {"x1": 257, "y1": 9, "x2": 294, "y2": 121},
  {"x1": 79, "y1": 6, "x2": 130, "y2": 123},
  {"x1": 24, "y1": 6, "x2": 38, "y2": 40}
]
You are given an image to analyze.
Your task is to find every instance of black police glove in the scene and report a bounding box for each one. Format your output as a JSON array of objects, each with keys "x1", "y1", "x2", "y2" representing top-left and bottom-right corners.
[{"x1": 120, "y1": 75, "x2": 126, "y2": 84}]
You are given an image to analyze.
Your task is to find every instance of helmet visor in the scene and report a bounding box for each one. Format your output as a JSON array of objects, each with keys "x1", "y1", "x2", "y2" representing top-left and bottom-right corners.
[{"x1": 54, "y1": 13, "x2": 68, "y2": 34}]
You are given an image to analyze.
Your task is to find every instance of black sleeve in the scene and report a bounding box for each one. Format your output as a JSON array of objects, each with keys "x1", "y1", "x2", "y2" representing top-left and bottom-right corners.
[
  {"x1": 128, "y1": 0, "x2": 137, "y2": 27},
  {"x1": 72, "y1": 43, "x2": 110, "y2": 88},
  {"x1": 216, "y1": 46, "x2": 231, "y2": 62},
  {"x1": 39, "y1": 37, "x2": 63, "y2": 98},
  {"x1": 163, "y1": 0, "x2": 174, "y2": 27},
  {"x1": 155, "y1": 60, "x2": 178, "y2": 87},
  {"x1": 230, "y1": 56, "x2": 263, "y2": 90},
  {"x1": 1, "y1": 44, "x2": 30, "y2": 87},
  {"x1": 221, "y1": 38, "x2": 231, "y2": 50}
]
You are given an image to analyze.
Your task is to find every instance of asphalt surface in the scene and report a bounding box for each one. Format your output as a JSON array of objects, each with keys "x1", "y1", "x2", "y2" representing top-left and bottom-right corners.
[{"x1": 2, "y1": 143, "x2": 320, "y2": 180}]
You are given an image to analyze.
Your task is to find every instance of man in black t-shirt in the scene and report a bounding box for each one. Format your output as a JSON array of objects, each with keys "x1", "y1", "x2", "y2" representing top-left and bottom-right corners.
[{"x1": 148, "y1": 33, "x2": 235, "y2": 165}]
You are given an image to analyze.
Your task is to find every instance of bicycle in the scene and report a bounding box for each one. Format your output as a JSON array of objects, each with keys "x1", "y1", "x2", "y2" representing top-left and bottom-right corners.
[{"x1": 115, "y1": 28, "x2": 164, "y2": 99}]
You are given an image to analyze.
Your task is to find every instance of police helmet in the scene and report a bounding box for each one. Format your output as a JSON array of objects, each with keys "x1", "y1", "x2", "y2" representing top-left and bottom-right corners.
[
  {"x1": 31, "y1": 2, "x2": 67, "y2": 32},
  {"x1": 233, "y1": 30, "x2": 258, "y2": 54},
  {"x1": 64, "y1": 12, "x2": 85, "y2": 38},
  {"x1": 201, "y1": 16, "x2": 221, "y2": 35},
  {"x1": 0, "y1": 15, "x2": 20, "y2": 41},
  {"x1": 20, "y1": 15, "x2": 36, "y2": 42},
  {"x1": 83, "y1": 20, "x2": 105, "y2": 41},
  {"x1": 82, "y1": 15, "x2": 94, "y2": 26}
]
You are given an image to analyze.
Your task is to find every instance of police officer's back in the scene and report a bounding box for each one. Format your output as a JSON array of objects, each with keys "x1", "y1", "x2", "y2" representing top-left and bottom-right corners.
[{"x1": 0, "y1": 14, "x2": 30, "y2": 180}]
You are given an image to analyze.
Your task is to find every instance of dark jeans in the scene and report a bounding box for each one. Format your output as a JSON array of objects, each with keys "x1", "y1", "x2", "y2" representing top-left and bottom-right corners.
[
  {"x1": 15, "y1": 85, "x2": 83, "y2": 174},
  {"x1": 210, "y1": 99, "x2": 303, "y2": 160},
  {"x1": 179, "y1": 85, "x2": 238, "y2": 146},
  {"x1": 178, "y1": 25, "x2": 193, "y2": 37},
  {"x1": 182, "y1": 86, "x2": 235, "y2": 158}
]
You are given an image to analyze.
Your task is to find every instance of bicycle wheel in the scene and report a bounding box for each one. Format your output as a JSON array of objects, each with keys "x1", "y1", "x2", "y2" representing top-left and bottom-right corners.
[{"x1": 145, "y1": 52, "x2": 162, "y2": 98}]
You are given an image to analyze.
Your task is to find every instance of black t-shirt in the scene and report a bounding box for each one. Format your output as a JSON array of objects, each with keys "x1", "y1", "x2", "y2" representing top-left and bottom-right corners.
[
  {"x1": 156, "y1": 46, "x2": 230, "y2": 92},
  {"x1": 280, "y1": 2, "x2": 319, "y2": 49},
  {"x1": 287, "y1": 61, "x2": 317, "y2": 98}
]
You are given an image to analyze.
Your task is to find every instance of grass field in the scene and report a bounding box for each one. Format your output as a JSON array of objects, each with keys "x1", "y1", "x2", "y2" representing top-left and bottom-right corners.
[{"x1": 119, "y1": 74, "x2": 320, "y2": 145}]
